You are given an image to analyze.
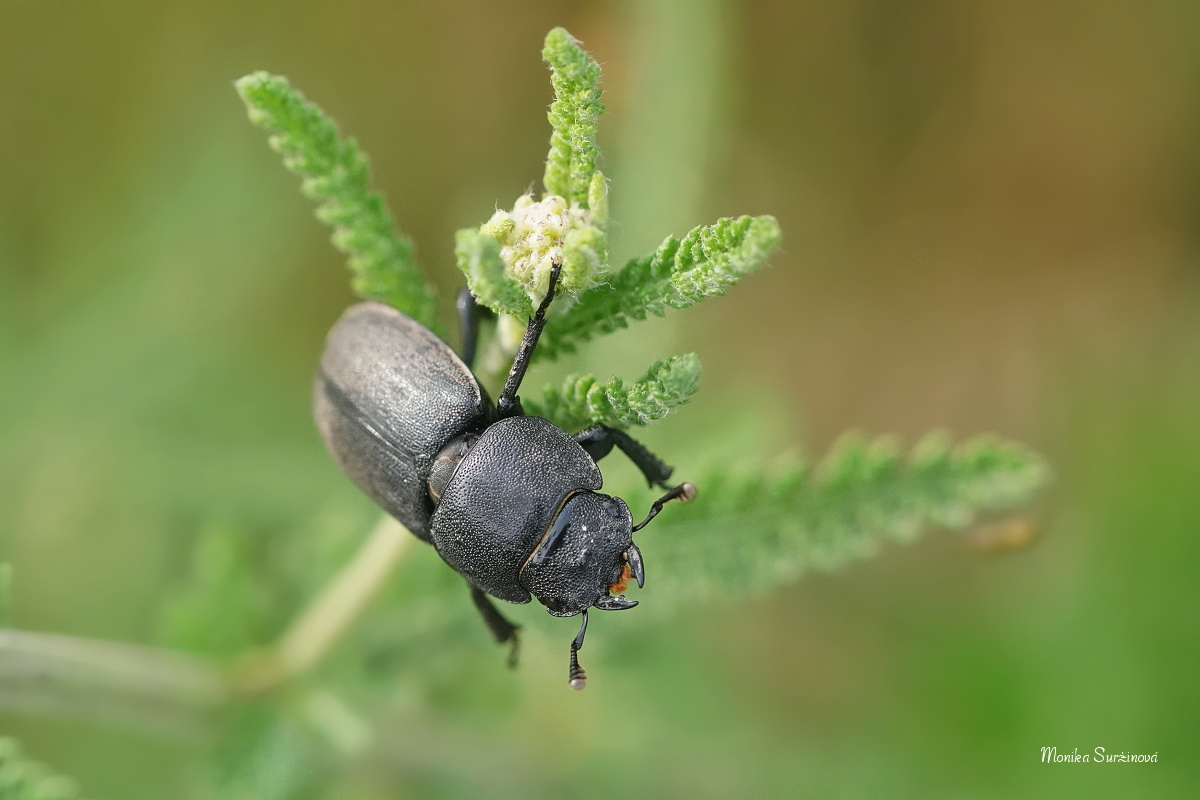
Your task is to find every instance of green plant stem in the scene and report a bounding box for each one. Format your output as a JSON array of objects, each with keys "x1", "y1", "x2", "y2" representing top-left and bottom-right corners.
[
  {"x1": 0, "y1": 517, "x2": 416, "y2": 732},
  {"x1": 301, "y1": 689, "x2": 374, "y2": 757},
  {"x1": 0, "y1": 628, "x2": 227, "y2": 733},
  {"x1": 273, "y1": 515, "x2": 414, "y2": 681}
]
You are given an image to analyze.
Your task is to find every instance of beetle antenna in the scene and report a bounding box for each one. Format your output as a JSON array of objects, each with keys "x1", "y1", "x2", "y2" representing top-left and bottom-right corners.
[
  {"x1": 497, "y1": 263, "x2": 563, "y2": 417},
  {"x1": 631, "y1": 482, "x2": 697, "y2": 532},
  {"x1": 568, "y1": 609, "x2": 589, "y2": 690}
]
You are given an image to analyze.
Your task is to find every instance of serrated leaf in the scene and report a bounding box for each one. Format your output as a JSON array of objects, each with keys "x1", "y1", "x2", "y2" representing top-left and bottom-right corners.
[
  {"x1": 623, "y1": 433, "x2": 1052, "y2": 615},
  {"x1": 235, "y1": 72, "x2": 437, "y2": 328},
  {"x1": 525, "y1": 353, "x2": 702, "y2": 431},
  {"x1": 541, "y1": 28, "x2": 604, "y2": 208},
  {"x1": 538, "y1": 215, "x2": 781, "y2": 359}
]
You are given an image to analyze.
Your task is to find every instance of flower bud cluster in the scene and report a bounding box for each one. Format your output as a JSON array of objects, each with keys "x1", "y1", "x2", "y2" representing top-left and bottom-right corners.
[{"x1": 481, "y1": 175, "x2": 608, "y2": 305}]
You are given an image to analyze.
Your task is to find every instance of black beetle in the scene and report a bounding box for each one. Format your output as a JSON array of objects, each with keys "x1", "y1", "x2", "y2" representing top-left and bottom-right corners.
[{"x1": 314, "y1": 265, "x2": 693, "y2": 688}]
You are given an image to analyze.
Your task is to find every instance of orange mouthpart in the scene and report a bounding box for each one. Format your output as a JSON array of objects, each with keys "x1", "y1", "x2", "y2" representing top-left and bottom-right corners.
[{"x1": 608, "y1": 563, "x2": 633, "y2": 595}]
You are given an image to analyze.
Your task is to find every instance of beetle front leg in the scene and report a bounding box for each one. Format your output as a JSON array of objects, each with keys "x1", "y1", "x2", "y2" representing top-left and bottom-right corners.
[
  {"x1": 573, "y1": 424, "x2": 675, "y2": 489},
  {"x1": 496, "y1": 264, "x2": 562, "y2": 418},
  {"x1": 469, "y1": 585, "x2": 521, "y2": 667}
]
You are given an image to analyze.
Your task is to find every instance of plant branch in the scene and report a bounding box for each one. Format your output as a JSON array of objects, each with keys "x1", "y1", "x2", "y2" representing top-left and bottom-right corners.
[
  {"x1": 241, "y1": 515, "x2": 415, "y2": 692},
  {"x1": 0, "y1": 517, "x2": 417, "y2": 732},
  {"x1": 0, "y1": 628, "x2": 227, "y2": 734}
]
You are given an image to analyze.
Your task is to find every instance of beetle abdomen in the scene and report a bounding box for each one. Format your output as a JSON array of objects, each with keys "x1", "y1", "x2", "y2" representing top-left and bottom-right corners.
[
  {"x1": 430, "y1": 416, "x2": 603, "y2": 602},
  {"x1": 314, "y1": 302, "x2": 489, "y2": 542}
]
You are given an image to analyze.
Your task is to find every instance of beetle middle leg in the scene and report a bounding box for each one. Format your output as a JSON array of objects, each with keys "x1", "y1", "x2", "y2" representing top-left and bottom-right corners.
[
  {"x1": 573, "y1": 424, "x2": 675, "y2": 489},
  {"x1": 469, "y1": 584, "x2": 521, "y2": 667}
]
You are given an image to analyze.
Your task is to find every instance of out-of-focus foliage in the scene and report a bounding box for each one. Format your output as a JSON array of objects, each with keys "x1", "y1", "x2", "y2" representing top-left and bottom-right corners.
[
  {"x1": 635, "y1": 433, "x2": 1050, "y2": 610},
  {"x1": 0, "y1": 738, "x2": 82, "y2": 800},
  {"x1": 0, "y1": 565, "x2": 11, "y2": 629}
]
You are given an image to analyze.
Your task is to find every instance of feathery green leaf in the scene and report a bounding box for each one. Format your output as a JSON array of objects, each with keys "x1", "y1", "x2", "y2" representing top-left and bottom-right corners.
[
  {"x1": 525, "y1": 353, "x2": 702, "y2": 431},
  {"x1": 542, "y1": 28, "x2": 605, "y2": 208},
  {"x1": 626, "y1": 433, "x2": 1051, "y2": 615},
  {"x1": 538, "y1": 215, "x2": 782, "y2": 359},
  {"x1": 235, "y1": 72, "x2": 437, "y2": 328},
  {"x1": 454, "y1": 228, "x2": 534, "y2": 318}
]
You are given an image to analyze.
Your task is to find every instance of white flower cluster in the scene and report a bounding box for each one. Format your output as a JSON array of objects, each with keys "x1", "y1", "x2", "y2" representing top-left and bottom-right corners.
[{"x1": 481, "y1": 182, "x2": 608, "y2": 305}]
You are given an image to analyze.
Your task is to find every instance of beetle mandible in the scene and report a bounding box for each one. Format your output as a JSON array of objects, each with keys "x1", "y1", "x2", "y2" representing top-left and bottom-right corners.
[{"x1": 314, "y1": 265, "x2": 694, "y2": 689}]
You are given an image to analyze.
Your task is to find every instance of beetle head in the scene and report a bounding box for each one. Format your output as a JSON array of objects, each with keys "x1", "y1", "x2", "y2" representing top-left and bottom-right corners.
[
  {"x1": 520, "y1": 491, "x2": 641, "y2": 618},
  {"x1": 526, "y1": 483, "x2": 695, "y2": 690}
]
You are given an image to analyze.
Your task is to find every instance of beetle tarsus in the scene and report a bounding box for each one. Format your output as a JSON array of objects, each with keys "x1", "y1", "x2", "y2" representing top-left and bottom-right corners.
[
  {"x1": 632, "y1": 482, "x2": 697, "y2": 533},
  {"x1": 568, "y1": 609, "x2": 589, "y2": 690},
  {"x1": 497, "y1": 263, "x2": 563, "y2": 418}
]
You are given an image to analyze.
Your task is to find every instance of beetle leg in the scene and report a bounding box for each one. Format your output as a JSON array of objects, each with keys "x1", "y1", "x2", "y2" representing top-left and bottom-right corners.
[
  {"x1": 456, "y1": 287, "x2": 491, "y2": 370},
  {"x1": 568, "y1": 609, "x2": 589, "y2": 690},
  {"x1": 632, "y1": 482, "x2": 697, "y2": 532},
  {"x1": 497, "y1": 263, "x2": 563, "y2": 418},
  {"x1": 469, "y1": 585, "x2": 521, "y2": 668},
  {"x1": 573, "y1": 424, "x2": 675, "y2": 489}
]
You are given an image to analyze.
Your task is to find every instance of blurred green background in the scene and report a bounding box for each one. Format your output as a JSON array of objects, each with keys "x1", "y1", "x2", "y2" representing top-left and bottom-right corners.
[{"x1": 1, "y1": 1, "x2": 1197, "y2": 797}]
